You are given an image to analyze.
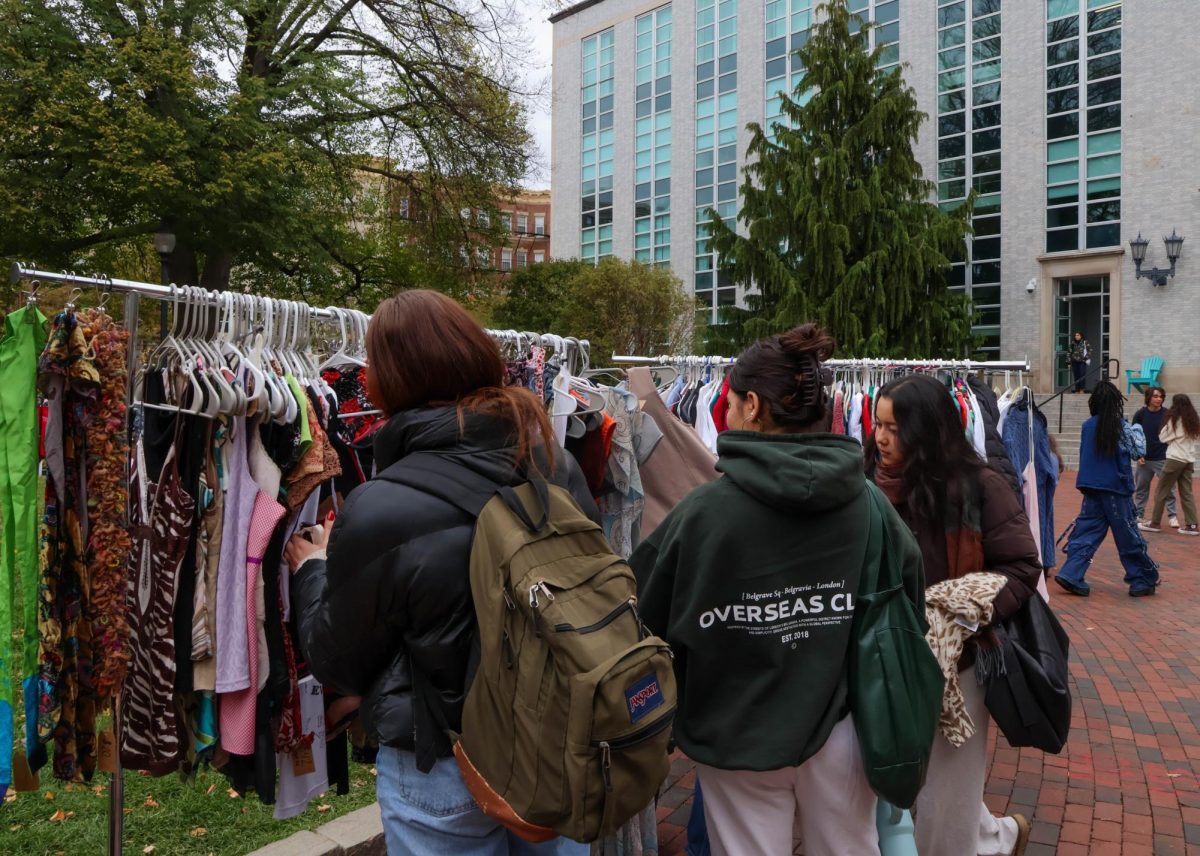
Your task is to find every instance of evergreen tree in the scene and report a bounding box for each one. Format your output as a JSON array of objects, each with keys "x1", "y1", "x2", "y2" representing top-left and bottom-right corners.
[{"x1": 707, "y1": 0, "x2": 976, "y2": 356}]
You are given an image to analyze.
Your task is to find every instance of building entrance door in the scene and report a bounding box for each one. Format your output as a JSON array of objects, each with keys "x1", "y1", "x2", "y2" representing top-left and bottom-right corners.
[{"x1": 1054, "y1": 275, "x2": 1110, "y2": 391}]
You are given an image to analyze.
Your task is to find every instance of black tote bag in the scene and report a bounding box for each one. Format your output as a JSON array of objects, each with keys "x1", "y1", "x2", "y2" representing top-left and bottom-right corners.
[{"x1": 983, "y1": 593, "x2": 1072, "y2": 753}]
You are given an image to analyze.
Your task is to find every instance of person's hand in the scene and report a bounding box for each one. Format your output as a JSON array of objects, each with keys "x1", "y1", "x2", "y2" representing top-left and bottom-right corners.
[
  {"x1": 1138, "y1": 457, "x2": 1146, "y2": 466},
  {"x1": 285, "y1": 513, "x2": 335, "y2": 574}
]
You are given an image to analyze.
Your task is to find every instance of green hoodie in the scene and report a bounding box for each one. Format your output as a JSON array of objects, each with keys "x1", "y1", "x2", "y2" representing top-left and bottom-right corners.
[{"x1": 630, "y1": 430, "x2": 923, "y2": 771}]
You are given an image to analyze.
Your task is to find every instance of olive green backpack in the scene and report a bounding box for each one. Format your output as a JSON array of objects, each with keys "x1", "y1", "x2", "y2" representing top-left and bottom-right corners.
[{"x1": 391, "y1": 454, "x2": 676, "y2": 843}]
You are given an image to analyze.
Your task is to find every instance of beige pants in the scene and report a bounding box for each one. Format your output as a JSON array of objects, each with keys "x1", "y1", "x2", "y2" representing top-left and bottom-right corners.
[
  {"x1": 915, "y1": 673, "x2": 1020, "y2": 856},
  {"x1": 695, "y1": 717, "x2": 880, "y2": 856}
]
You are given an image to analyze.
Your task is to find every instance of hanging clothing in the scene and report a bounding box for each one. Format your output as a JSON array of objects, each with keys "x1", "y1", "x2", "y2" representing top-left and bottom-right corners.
[
  {"x1": 120, "y1": 436, "x2": 196, "y2": 775},
  {"x1": 830, "y1": 388, "x2": 846, "y2": 436},
  {"x1": 273, "y1": 675, "x2": 329, "y2": 820},
  {"x1": 79, "y1": 309, "x2": 133, "y2": 704},
  {"x1": 0, "y1": 304, "x2": 46, "y2": 795},
  {"x1": 1001, "y1": 400, "x2": 1059, "y2": 571},
  {"x1": 215, "y1": 412, "x2": 256, "y2": 695},
  {"x1": 627, "y1": 368, "x2": 717, "y2": 537},
  {"x1": 219, "y1": 490, "x2": 286, "y2": 755},
  {"x1": 36, "y1": 310, "x2": 100, "y2": 781}
]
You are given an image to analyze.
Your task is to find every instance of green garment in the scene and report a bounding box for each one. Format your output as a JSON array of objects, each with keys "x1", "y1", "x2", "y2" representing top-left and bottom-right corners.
[
  {"x1": 0, "y1": 305, "x2": 47, "y2": 795},
  {"x1": 629, "y1": 430, "x2": 924, "y2": 772},
  {"x1": 285, "y1": 374, "x2": 312, "y2": 461}
]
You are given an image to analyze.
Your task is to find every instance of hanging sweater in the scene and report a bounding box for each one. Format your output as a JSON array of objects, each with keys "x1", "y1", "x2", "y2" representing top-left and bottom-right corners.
[{"x1": 630, "y1": 431, "x2": 923, "y2": 771}]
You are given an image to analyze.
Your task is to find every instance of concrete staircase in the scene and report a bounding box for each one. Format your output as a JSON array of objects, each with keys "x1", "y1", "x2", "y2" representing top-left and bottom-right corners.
[{"x1": 1039, "y1": 390, "x2": 1198, "y2": 471}]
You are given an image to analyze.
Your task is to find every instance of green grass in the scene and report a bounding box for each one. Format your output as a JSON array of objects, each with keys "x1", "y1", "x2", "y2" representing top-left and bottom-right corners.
[{"x1": 4, "y1": 509, "x2": 379, "y2": 856}]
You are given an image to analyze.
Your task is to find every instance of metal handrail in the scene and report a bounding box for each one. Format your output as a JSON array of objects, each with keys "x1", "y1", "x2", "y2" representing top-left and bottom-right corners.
[{"x1": 1037, "y1": 358, "x2": 1120, "y2": 434}]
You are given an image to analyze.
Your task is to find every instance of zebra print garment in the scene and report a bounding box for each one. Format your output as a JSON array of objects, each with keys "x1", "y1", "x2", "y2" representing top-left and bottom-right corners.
[{"x1": 119, "y1": 437, "x2": 195, "y2": 774}]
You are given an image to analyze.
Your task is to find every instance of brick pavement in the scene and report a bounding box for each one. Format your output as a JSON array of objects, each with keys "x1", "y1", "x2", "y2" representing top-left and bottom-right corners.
[{"x1": 654, "y1": 472, "x2": 1200, "y2": 855}]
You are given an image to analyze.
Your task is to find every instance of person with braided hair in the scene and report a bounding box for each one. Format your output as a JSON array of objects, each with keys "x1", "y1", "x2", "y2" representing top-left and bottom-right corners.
[{"x1": 1055, "y1": 381, "x2": 1160, "y2": 597}]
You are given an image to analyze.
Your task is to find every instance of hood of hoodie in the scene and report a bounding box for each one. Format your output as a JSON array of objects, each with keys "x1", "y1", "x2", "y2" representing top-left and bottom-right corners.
[
  {"x1": 373, "y1": 405, "x2": 524, "y2": 481},
  {"x1": 715, "y1": 431, "x2": 866, "y2": 514}
]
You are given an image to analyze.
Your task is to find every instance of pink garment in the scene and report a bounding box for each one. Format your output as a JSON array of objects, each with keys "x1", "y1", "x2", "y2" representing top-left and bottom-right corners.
[
  {"x1": 1021, "y1": 461, "x2": 1051, "y2": 603},
  {"x1": 219, "y1": 490, "x2": 287, "y2": 755},
  {"x1": 831, "y1": 390, "x2": 846, "y2": 435}
]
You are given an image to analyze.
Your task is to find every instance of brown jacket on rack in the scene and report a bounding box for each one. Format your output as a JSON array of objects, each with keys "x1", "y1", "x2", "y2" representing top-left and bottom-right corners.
[{"x1": 627, "y1": 367, "x2": 719, "y2": 536}]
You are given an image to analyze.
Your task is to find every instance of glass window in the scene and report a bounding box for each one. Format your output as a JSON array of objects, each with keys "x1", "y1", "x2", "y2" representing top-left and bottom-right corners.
[
  {"x1": 972, "y1": 237, "x2": 1001, "y2": 259},
  {"x1": 1047, "y1": 40, "x2": 1078, "y2": 65},
  {"x1": 973, "y1": 82, "x2": 1000, "y2": 104},
  {"x1": 1087, "y1": 29, "x2": 1120, "y2": 56},
  {"x1": 876, "y1": 0, "x2": 899, "y2": 23},
  {"x1": 1087, "y1": 177, "x2": 1120, "y2": 199},
  {"x1": 1047, "y1": 161, "x2": 1079, "y2": 183},
  {"x1": 534, "y1": 214, "x2": 545, "y2": 235},
  {"x1": 1047, "y1": 207, "x2": 1079, "y2": 228},
  {"x1": 1088, "y1": 7, "x2": 1120, "y2": 32},
  {"x1": 973, "y1": 128, "x2": 1001, "y2": 153},
  {"x1": 515, "y1": 251, "x2": 527, "y2": 268},
  {"x1": 1047, "y1": 0, "x2": 1079, "y2": 19},
  {"x1": 500, "y1": 249, "x2": 513, "y2": 271},
  {"x1": 1046, "y1": 17, "x2": 1079, "y2": 43},
  {"x1": 1047, "y1": 229, "x2": 1078, "y2": 253},
  {"x1": 973, "y1": 215, "x2": 1000, "y2": 236},
  {"x1": 972, "y1": 104, "x2": 1001, "y2": 128},
  {"x1": 939, "y1": 47, "x2": 967, "y2": 70},
  {"x1": 939, "y1": 26, "x2": 966, "y2": 48},
  {"x1": 1087, "y1": 53, "x2": 1120, "y2": 79},
  {"x1": 1047, "y1": 138, "x2": 1079, "y2": 161},
  {"x1": 973, "y1": 15, "x2": 1000, "y2": 40},
  {"x1": 973, "y1": 152, "x2": 1000, "y2": 174},
  {"x1": 1087, "y1": 78, "x2": 1120, "y2": 106},
  {"x1": 972, "y1": 173, "x2": 1001, "y2": 194},
  {"x1": 1086, "y1": 200, "x2": 1120, "y2": 223},
  {"x1": 939, "y1": 158, "x2": 967, "y2": 179},
  {"x1": 1047, "y1": 64, "x2": 1079, "y2": 89},
  {"x1": 939, "y1": 136, "x2": 966, "y2": 159},
  {"x1": 972, "y1": 38, "x2": 1000, "y2": 62},
  {"x1": 1086, "y1": 131, "x2": 1120, "y2": 155},
  {"x1": 1086, "y1": 153, "x2": 1120, "y2": 177},
  {"x1": 1047, "y1": 112, "x2": 1079, "y2": 139},
  {"x1": 1046, "y1": 88, "x2": 1079, "y2": 115},
  {"x1": 1086, "y1": 223, "x2": 1120, "y2": 248},
  {"x1": 939, "y1": 113, "x2": 966, "y2": 137},
  {"x1": 938, "y1": 3, "x2": 966, "y2": 28},
  {"x1": 939, "y1": 91, "x2": 967, "y2": 112},
  {"x1": 973, "y1": 0, "x2": 1000, "y2": 14},
  {"x1": 1087, "y1": 104, "x2": 1120, "y2": 132}
]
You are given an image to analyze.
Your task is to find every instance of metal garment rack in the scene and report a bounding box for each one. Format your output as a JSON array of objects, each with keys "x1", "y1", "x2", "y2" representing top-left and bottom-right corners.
[
  {"x1": 610, "y1": 353, "x2": 1031, "y2": 372},
  {"x1": 8, "y1": 261, "x2": 585, "y2": 856}
]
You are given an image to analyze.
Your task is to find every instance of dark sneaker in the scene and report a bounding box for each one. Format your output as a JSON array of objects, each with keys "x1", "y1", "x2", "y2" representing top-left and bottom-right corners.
[
  {"x1": 1180, "y1": 525, "x2": 1199, "y2": 537},
  {"x1": 1055, "y1": 575, "x2": 1090, "y2": 597},
  {"x1": 1130, "y1": 587, "x2": 1157, "y2": 598}
]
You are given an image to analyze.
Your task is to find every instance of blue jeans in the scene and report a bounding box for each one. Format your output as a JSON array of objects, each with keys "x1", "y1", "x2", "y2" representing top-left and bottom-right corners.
[
  {"x1": 1057, "y1": 490, "x2": 1159, "y2": 593},
  {"x1": 686, "y1": 778, "x2": 710, "y2": 856},
  {"x1": 1071, "y1": 360, "x2": 1087, "y2": 392},
  {"x1": 376, "y1": 746, "x2": 589, "y2": 856}
]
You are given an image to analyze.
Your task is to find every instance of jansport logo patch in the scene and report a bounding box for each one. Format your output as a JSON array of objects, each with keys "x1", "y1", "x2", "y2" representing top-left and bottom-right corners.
[{"x1": 625, "y1": 672, "x2": 664, "y2": 723}]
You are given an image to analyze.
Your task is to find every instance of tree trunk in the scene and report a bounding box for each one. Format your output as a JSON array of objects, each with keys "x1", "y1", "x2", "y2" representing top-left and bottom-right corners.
[{"x1": 200, "y1": 250, "x2": 233, "y2": 291}]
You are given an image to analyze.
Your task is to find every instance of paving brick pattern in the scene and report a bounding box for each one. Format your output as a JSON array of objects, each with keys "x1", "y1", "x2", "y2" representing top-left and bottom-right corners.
[{"x1": 654, "y1": 472, "x2": 1200, "y2": 855}]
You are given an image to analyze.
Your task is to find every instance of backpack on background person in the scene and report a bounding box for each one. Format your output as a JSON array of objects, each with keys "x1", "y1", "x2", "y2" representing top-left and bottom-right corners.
[{"x1": 389, "y1": 453, "x2": 677, "y2": 844}]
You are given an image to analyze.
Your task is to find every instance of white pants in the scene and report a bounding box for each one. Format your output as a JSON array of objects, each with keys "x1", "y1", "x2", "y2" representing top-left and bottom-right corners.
[
  {"x1": 694, "y1": 717, "x2": 879, "y2": 856},
  {"x1": 914, "y1": 673, "x2": 1020, "y2": 856}
]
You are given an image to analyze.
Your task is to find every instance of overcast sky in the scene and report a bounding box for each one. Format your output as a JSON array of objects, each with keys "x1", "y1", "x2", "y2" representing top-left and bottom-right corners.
[{"x1": 521, "y1": 8, "x2": 555, "y2": 189}]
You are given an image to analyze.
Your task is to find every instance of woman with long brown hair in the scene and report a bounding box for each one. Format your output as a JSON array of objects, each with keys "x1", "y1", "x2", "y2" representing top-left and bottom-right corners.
[
  {"x1": 1142, "y1": 393, "x2": 1200, "y2": 535},
  {"x1": 284, "y1": 290, "x2": 593, "y2": 854}
]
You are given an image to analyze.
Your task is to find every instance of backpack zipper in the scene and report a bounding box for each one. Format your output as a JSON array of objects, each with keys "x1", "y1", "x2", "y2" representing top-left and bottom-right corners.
[
  {"x1": 528, "y1": 580, "x2": 556, "y2": 609},
  {"x1": 593, "y1": 710, "x2": 675, "y2": 791},
  {"x1": 553, "y1": 599, "x2": 634, "y2": 634}
]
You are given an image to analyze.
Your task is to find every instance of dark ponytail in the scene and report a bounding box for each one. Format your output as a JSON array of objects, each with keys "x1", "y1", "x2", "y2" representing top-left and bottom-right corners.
[{"x1": 728, "y1": 323, "x2": 836, "y2": 431}]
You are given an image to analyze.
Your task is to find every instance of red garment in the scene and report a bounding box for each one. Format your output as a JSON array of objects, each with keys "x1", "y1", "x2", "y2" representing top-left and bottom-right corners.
[
  {"x1": 861, "y1": 393, "x2": 872, "y2": 439},
  {"x1": 712, "y1": 376, "x2": 731, "y2": 433},
  {"x1": 831, "y1": 390, "x2": 846, "y2": 435},
  {"x1": 578, "y1": 412, "x2": 617, "y2": 495}
]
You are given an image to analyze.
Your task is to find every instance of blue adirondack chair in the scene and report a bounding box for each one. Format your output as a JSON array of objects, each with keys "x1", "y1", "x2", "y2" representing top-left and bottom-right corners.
[{"x1": 1126, "y1": 356, "x2": 1164, "y2": 393}]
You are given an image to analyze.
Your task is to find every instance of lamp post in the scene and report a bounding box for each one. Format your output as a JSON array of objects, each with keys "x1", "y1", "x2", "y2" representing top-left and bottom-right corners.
[
  {"x1": 153, "y1": 222, "x2": 176, "y2": 337},
  {"x1": 1129, "y1": 229, "x2": 1184, "y2": 286}
]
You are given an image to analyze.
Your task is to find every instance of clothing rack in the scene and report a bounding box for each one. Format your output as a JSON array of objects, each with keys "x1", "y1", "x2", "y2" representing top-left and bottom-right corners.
[
  {"x1": 610, "y1": 353, "x2": 1030, "y2": 371},
  {"x1": 7, "y1": 260, "x2": 587, "y2": 856},
  {"x1": 7, "y1": 262, "x2": 589, "y2": 360}
]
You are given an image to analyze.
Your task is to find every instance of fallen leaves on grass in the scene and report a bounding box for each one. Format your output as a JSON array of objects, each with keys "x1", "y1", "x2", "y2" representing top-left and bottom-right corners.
[
  {"x1": 317, "y1": 804, "x2": 331, "y2": 814},
  {"x1": 48, "y1": 809, "x2": 75, "y2": 822},
  {"x1": 227, "y1": 788, "x2": 240, "y2": 799},
  {"x1": 143, "y1": 845, "x2": 156, "y2": 854},
  {"x1": 205, "y1": 784, "x2": 216, "y2": 796},
  {"x1": 143, "y1": 795, "x2": 160, "y2": 808},
  {"x1": 44, "y1": 791, "x2": 55, "y2": 801},
  {"x1": 189, "y1": 827, "x2": 208, "y2": 837},
  {"x1": 9, "y1": 823, "x2": 24, "y2": 832}
]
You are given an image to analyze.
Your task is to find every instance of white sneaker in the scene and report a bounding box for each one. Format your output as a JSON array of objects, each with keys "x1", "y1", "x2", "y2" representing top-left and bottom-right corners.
[
  {"x1": 1139, "y1": 521, "x2": 1161, "y2": 533},
  {"x1": 1181, "y1": 525, "x2": 1200, "y2": 537},
  {"x1": 1170, "y1": 516, "x2": 1180, "y2": 528}
]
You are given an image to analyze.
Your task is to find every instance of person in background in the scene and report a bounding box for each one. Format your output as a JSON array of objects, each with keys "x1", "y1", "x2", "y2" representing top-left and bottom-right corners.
[
  {"x1": 1133, "y1": 386, "x2": 1178, "y2": 528},
  {"x1": 1068, "y1": 332, "x2": 1091, "y2": 393},
  {"x1": 632, "y1": 324, "x2": 924, "y2": 856},
  {"x1": 1055, "y1": 382, "x2": 1159, "y2": 597},
  {"x1": 284, "y1": 290, "x2": 593, "y2": 855},
  {"x1": 865, "y1": 373, "x2": 1039, "y2": 856},
  {"x1": 1140, "y1": 393, "x2": 1199, "y2": 536}
]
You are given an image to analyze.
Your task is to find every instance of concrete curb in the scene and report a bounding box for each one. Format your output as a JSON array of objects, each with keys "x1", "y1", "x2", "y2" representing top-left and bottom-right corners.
[{"x1": 245, "y1": 803, "x2": 385, "y2": 856}]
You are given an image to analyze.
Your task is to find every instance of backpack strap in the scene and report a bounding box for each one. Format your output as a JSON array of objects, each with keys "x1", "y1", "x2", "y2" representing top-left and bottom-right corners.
[{"x1": 377, "y1": 452, "x2": 552, "y2": 532}]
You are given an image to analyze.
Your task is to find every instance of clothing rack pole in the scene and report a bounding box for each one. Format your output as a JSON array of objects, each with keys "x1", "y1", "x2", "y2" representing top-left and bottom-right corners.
[
  {"x1": 8, "y1": 263, "x2": 589, "y2": 358},
  {"x1": 610, "y1": 353, "x2": 1030, "y2": 371}
]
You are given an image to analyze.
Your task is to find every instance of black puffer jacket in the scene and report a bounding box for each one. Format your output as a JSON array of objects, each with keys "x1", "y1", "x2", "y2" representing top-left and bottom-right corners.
[{"x1": 291, "y1": 406, "x2": 598, "y2": 768}]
